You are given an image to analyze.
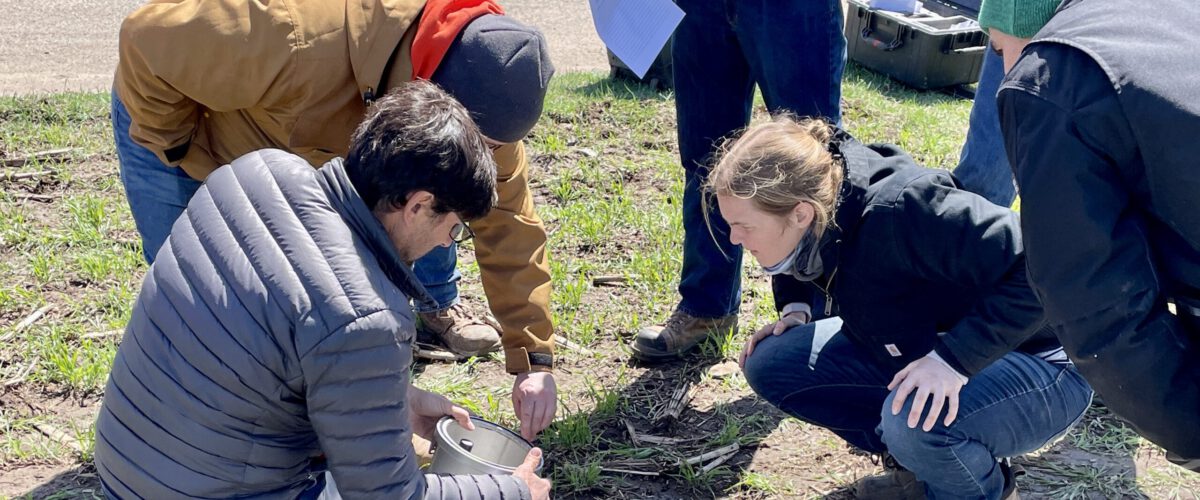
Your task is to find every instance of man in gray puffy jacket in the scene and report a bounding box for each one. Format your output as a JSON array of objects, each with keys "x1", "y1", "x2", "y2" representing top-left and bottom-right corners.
[{"x1": 94, "y1": 81, "x2": 551, "y2": 499}]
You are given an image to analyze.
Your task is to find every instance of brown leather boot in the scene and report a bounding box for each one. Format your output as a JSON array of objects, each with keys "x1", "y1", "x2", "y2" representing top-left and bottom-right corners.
[
  {"x1": 852, "y1": 453, "x2": 926, "y2": 500},
  {"x1": 630, "y1": 309, "x2": 737, "y2": 363},
  {"x1": 417, "y1": 303, "x2": 502, "y2": 357}
]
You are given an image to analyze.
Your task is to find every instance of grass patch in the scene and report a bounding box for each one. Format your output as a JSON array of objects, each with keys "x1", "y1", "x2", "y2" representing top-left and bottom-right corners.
[{"x1": 729, "y1": 471, "x2": 791, "y2": 496}]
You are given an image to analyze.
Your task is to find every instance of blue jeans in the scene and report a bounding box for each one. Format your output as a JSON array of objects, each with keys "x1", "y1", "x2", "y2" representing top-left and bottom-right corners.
[
  {"x1": 744, "y1": 318, "x2": 1093, "y2": 500},
  {"x1": 111, "y1": 91, "x2": 460, "y2": 310},
  {"x1": 672, "y1": 0, "x2": 845, "y2": 319},
  {"x1": 411, "y1": 244, "x2": 461, "y2": 312},
  {"x1": 953, "y1": 49, "x2": 1016, "y2": 207},
  {"x1": 112, "y1": 89, "x2": 204, "y2": 263}
]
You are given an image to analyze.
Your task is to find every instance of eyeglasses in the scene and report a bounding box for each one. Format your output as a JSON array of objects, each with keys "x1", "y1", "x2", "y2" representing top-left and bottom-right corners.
[{"x1": 450, "y1": 221, "x2": 475, "y2": 243}]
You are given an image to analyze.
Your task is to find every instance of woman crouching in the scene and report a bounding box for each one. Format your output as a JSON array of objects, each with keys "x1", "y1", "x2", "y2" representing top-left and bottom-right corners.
[{"x1": 710, "y1": 116, "x2": 1092, "y2": 500}]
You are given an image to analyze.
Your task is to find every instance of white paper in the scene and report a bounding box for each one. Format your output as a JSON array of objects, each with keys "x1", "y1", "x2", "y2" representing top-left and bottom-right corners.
[
  {"x1": 869, "y1": 0, "x2": 921, "y2": 15},
  {"x1": 588, "y1": 0, "x2": 685, "y2": 79}
]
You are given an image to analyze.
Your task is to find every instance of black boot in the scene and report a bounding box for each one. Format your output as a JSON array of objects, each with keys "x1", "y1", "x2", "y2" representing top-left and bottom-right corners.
[
  {"x1": 1166, "y1": 451, "x2": 1200, "y2": 473},
  {"x1": 1000, "y1": 458, "x2": 1025, "y2": 500}
]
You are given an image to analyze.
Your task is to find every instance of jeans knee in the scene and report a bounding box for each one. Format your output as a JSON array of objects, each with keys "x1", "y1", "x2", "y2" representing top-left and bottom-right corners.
[
  {"x1": 742, "y1": 349, "x2": 777, "y2": 399},
  {"x1": 878, "y1": 393, "x2": 949, "y2": 467},
  {"x1": 743, "y1": 341, "x2": 804, "y2": 407}
]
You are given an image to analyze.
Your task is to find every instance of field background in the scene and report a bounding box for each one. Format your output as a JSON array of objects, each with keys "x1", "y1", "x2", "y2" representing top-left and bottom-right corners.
[{"x1": 1, "y1": 68, "x2": 1198, "y2": 499}]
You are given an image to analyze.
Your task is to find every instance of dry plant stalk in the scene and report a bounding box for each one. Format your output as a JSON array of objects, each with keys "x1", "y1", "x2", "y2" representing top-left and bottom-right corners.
[
  {"x1": 554, "y1": 335, "x2": 595, "y2": 355},
  {"x1": 31, "y1": 422, "x2": 84, "y2": 454},
  {"x1": 82, "y1": 329, "x2": 123, "y2": 340},
  {"x1": 636, "y1": 434, "x2": 702, "y2": 445},
  {"x1": 0, "y1": 305, "x2": 53, "y2": 342},
  {"x1": 653, "y1": 379, "x2": 693, "y2": 424},
  {"x1": 623, "y1": 419, "x2": 641, "y2": 446},
  {"x1": 684, "y1": 443, "x2": 740, "y2": 466},
  {"x1": 600, "y1": 467, "x2": 659, "y2": 477},
  {"x1": 14, "y1": 193, "x2": 54, "y2": 202},
  {"x1": 699, "y1": 449, "x2": 738, "y2": 473},
  {"x1": 3, "y1": 356, "x2": 40, "y2": 387},
  {"x1": 1, "y1": 170, "x2": 54, "y2": 182},
  {"x1": 413, "y1": 343, "x2": 461, "y2": 362},
  {"x1": 2, "y1": 148, "x2": 77, "y2": 168},
  {"x1": 591, "y1": 275, "x2": 629, "y2": 287}
]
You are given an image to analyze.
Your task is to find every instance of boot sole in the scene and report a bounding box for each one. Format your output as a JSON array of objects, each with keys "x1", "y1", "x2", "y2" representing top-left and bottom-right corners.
[
  {"x1": 629, "y1": 346, "x2": 687, "y2": 363},
  {"x1": 629, "y1": 341, "x2": 710, "y2": 363}
]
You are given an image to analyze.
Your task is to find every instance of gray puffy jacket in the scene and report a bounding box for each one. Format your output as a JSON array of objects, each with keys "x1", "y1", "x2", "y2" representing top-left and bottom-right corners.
[{"x1": 95, "y1": 149, "x2": 530, "y2": 499}]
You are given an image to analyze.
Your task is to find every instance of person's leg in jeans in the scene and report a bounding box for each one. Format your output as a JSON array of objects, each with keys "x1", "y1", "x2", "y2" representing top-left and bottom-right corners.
[
  {"x1": 410, "y1": 241, "x2": 503, "y2": 356},
  {"x1": 674, "y1": 0, "x2": 754, "y2": 319},
  {"x1": 111, "y1": 89, "x2": 203, "y2": 264},
  {"x1": 632, "y1": 0, "x2": 753, "y2": 361},
  {"x1": 879, "y1": 353, "x2": 1092, "y2": 499},
  {"x1": 953, "y1": 49, "x2": 1015, "y2": 207},
  {"x1": 742, "y1": 318, "x2": 895, "y2": 453},
  {"x1": 413, "y1": 244, "x2": 461, "y2": 312},
  {"x1": 738, "y1": 0, "x2": 846, "y2": 124}
]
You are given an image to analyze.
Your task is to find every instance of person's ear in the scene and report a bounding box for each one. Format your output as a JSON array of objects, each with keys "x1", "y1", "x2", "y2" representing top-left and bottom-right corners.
[
  {"x1": 402, "y1": 191, "x2": 436, "y2": 222},
  {"x1": 988, "y1": 28, "x2": 1032, "y2": 74},
  {"x1": 793, "y1": 202, "x2": 816, "y2": 228}
]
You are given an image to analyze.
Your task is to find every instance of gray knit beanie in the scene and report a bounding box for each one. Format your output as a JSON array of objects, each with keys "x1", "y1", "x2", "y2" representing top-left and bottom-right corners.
[{"x1": 431, "y1": 14, "x2": 554, "y2": 144}]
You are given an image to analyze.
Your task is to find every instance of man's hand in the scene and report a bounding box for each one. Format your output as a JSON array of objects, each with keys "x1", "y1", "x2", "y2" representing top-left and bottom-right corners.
[
  {"x1": 512, "y1": 371, "x2": 557, "y2": 441},
  {"x1": 408, "y1": 385, "x2": 473, "y2": 440},
  {"x1": 738, "y1": 311, "x2": 810, "y2": 367},
  {"x1": 888, "y1": 352, "x2": 968, "y2": 432},
  {"x1": 513, "y1": 448, "x2": 551, "y2": 500}
]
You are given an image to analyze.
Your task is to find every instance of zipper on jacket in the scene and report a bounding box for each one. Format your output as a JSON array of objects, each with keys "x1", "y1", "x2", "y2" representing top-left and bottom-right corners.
[{"x1": 815, "y1": 266, "x2": 839, "y2": 317}]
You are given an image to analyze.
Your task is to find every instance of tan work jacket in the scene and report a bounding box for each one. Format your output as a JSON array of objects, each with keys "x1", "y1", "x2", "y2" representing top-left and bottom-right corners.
[{"x1": 116, "y1": 0, "x2": 553, "y2": 372}]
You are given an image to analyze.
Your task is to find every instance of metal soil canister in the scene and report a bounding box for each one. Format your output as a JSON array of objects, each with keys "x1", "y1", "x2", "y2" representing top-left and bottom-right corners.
[{"x1": 428, "y1": 416, "x2": 543, "y2": 475}]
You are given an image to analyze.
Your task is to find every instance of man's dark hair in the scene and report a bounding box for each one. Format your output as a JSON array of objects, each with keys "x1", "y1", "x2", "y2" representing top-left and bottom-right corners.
[{"x1": 346, "y1": 80, "x2": 497, "y2": 221}]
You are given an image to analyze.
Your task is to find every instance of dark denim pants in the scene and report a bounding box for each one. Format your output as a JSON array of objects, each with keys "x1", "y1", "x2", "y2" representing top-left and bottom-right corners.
[
  {"x1": 744, "y1": 318, "x2": 1093, "y2": 500},
  {"x1": 672, "y1": 0, "x2": 846, "y2": 318},
  {"x1": 953, "y1": 49, "x2": 1016, "y2": 207},
  {"x1": 112, "y1": 90, "x2": 459, "y2": 310}
]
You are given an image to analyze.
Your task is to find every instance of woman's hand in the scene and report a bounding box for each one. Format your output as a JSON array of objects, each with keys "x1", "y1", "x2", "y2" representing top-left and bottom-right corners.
[
  {"x1": 888, "y1": 351, "x2": 968, "y2": 431},
  {"x1": 738, "y1": 310, "x2": 810, "y2": 367},
  {"x1": 408, "y1": 385, "x2": 474, "y2": 440}
]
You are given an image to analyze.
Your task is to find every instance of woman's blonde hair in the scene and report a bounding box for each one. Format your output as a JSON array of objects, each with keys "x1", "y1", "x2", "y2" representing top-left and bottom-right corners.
[{"x1": 704, "y1": 115, "x2": 844, "y2": 240}]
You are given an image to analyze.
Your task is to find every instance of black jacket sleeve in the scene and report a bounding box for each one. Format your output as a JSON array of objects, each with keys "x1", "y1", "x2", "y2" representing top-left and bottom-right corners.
[
  {"x1": 999, "y1": 43, "x2": 1200, "y2": 460},
  {"x1": 892, "y1": 173, "x2": 1046, "y2": 376}
]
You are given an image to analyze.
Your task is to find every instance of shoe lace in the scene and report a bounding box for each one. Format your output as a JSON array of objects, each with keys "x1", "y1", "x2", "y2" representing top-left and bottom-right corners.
[
  {"x1": 446, "y1": 303, "x2": 491, "y2": 327},
  {"x1": 664, "y1": 309, "x2": 690, "y2": 332}
]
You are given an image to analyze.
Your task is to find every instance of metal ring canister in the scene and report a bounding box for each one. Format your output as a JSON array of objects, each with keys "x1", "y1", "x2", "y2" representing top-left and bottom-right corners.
[{"x1": 428, "y1": 416, "x2": 543, "y2": 475}]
